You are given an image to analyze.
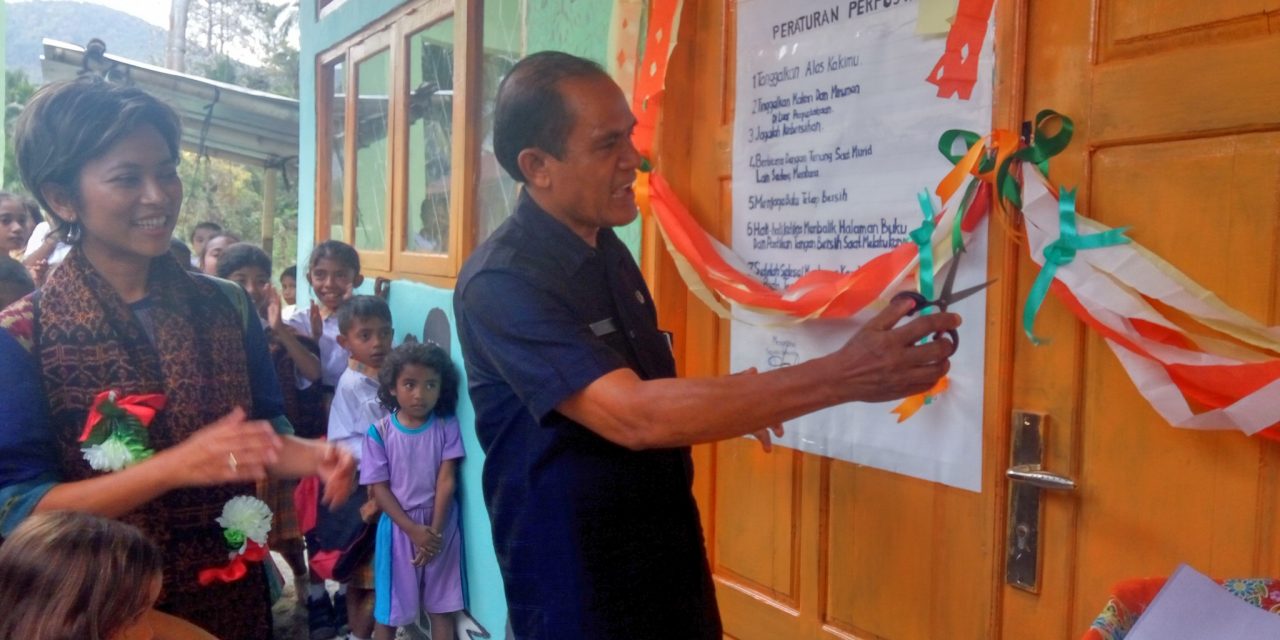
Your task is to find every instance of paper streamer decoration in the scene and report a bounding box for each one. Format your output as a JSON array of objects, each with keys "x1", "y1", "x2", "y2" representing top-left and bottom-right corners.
[
  {"x1": 924, "y1": 0, "x2": 995, "y2": 100},
  {"x1": 631, "y1": 0, "x2": 683, "y2": 159},
  {"x1": 625, "y1": 0, "x2": 1280, "y2": 436},
  {"x1": 1020, "y1": 172, "x2": 1280, "y2": 439}
]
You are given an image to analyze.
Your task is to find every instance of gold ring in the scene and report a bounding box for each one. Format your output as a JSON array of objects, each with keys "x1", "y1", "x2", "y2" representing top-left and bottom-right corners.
[{"x1": 228, "y1": 452, "x2": 238, "y2": 472}]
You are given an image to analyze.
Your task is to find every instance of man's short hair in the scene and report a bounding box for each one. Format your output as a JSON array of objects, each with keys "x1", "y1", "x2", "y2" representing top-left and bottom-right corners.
[
  {"x1": 493, "y1": 51, "x2": 610, "y2": 183},
  {"x1": 191, "y1": 221, "x2": 222, "y2": 241},
  {"x1": 336, "y1": 295, "x2": 392, "y2": 335}
]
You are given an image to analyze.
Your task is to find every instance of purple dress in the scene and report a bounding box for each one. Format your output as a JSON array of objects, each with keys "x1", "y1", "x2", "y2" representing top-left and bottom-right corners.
[{"x1": 361, "y1": 412, "x2": 465, "y2": 625}]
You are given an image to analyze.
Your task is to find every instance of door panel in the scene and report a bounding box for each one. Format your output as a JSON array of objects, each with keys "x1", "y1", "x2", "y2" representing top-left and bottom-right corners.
[{"x1": 714, "y1": 442, "x2": 803, "y2": 606}]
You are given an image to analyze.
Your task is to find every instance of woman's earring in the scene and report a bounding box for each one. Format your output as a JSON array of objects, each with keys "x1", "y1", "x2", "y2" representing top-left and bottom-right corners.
[{"x1": 66, "y1": 222, "x2": 83, "y2": 244}]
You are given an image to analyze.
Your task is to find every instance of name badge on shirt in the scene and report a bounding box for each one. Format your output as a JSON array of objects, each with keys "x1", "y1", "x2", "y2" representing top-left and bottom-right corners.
[{"x1": 589, "y1": 317, "x2": 619, "y2": 337}]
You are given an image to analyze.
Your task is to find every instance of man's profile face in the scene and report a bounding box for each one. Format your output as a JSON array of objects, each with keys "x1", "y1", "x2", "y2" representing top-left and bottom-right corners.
[{"x1": 539, "y1": 75, "x2": 642, "y2": 243}]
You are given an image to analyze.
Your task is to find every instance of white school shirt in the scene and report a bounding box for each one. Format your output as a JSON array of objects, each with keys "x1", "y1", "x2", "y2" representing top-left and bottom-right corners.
[
  {"x1": 328, "y1": 361, "x2": 386, "y2": 461},
  {"x1": 24, "y1": 222, "x2": 71, "y2": 265},
  {"x1": 285, "y1": 306, "x2": 349, "y2": 387}
]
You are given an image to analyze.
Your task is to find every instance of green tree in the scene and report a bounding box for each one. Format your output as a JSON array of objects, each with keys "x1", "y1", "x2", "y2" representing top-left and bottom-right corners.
[{"x1": 4, "y1": 69, "x2": 38, "y2": 192}]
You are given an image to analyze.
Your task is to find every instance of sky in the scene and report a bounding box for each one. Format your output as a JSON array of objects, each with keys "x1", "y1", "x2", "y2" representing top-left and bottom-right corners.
[
  {"x1": 11, "y1": 0, "x2": 173, "y2": 29},
  {"x1": 9, "y1": 0, "x2": 300, "y2": 55}
]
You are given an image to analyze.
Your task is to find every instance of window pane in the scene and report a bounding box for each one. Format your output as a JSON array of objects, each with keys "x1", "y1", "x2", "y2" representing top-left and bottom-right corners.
[
  {"x1": 475, "y1": 0, "x2": 523, "y2": 243},
  {"x1": 404, "y1": 18, "x2": 455, "y2": 256},
  {"x1": 353, "y1": 49, "x2": 390, "y2": 251},
  {"x1": 326, "y1": 58, "x2": 346, "y2": 241}
]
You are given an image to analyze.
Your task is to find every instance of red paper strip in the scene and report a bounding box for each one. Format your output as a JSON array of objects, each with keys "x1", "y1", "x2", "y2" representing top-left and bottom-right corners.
[{"x1": 924, "y1": 0, "x2": 996, "y2": 100}]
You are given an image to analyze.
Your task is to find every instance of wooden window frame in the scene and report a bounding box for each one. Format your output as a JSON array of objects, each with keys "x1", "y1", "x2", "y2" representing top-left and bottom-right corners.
[{"x1": 314, "y1": 0, "x2": 482, "y2": 286}]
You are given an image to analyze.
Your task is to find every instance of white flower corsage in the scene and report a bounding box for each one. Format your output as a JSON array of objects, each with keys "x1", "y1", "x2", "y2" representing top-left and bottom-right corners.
[
  {"x1": 78, "y1": 390, "x2": 166, "y2": 472},
  {"x1": 198, "y1": 495, "x2": 273, "y2": 586}
]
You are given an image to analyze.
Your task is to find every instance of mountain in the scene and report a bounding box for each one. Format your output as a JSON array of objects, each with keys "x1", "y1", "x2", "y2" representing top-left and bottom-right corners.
[{"x1": 6, "y1": 1, "x2": 168, "y2": 81}]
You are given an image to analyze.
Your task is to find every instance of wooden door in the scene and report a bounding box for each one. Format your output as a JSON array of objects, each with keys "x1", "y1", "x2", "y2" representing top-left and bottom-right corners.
[
  {"x1": 651, "y1": 1, "x2": 1008, "y2": 638},
  {"x1": 651, "y1": 1, "x2": 1280, "y2": 639},
  {"x1": 1001, "y1": 1, "x2": 1280, "y2": 637}
]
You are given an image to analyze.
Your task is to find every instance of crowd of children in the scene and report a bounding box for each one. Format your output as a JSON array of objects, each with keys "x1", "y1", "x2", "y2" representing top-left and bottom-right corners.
[{"x1": 0, "y1": 227, "x2": 466, "y2": 640}]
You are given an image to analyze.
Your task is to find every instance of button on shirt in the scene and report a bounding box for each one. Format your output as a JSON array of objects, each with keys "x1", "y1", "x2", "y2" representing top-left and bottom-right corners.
[{"x1": 455, "y1": 193, "x2": 720, "y2": 639}]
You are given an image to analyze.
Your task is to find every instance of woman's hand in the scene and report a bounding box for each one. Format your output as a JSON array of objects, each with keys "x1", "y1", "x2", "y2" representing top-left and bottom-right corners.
[
  {"x1": 161, "y1": 407, "x2": 283, "y2": 487},
  {"x1": 315, "y1": 443, "x2": 356, "y2": 507}
]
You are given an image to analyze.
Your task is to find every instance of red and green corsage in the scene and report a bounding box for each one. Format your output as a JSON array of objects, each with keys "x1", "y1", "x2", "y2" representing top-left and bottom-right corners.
[
  {"x1": 78, "y1": 390, "x2": 166, "y2": 472},
  {"x1": 198, "y1": 495, "x2": 274, "y2": 586}
]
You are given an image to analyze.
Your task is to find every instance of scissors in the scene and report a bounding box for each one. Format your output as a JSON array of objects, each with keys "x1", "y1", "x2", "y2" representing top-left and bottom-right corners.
[{"x1": 891, "y1": 249, "x2": 995, "y2": 348}]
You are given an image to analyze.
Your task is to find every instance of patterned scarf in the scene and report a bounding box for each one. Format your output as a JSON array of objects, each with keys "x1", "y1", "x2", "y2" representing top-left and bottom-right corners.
[{"x1": 34, "y1": 248, "x2": 270, "y2": 638}]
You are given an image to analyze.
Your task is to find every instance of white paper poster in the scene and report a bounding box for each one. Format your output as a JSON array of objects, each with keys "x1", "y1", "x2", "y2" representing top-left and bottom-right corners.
[{"x1": 732, "y1": 0, "x2": 994, "y2": 490}]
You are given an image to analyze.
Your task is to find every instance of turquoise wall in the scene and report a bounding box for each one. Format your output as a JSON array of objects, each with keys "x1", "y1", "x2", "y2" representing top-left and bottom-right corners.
[
  {"x1": 300, "y1": 3, "x2": 510, "y2": 634},
  {"x1": 298, "y1": 1, "x2": 635, "y2": 634}
]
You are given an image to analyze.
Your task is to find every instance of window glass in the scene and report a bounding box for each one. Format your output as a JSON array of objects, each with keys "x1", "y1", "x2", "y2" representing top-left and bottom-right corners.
[
  {"x1": 326, "y1": 58, "x2": 346, "y2": 241},
  {"x1": 404, "y1": 18, "x2": 456, "y2": 256},
  {"x1": 475, "y1": 0, "x2": 524, "y2": 243},
  {"x1": 353, "y1": 49, "x2": 391, "y2": 251}
]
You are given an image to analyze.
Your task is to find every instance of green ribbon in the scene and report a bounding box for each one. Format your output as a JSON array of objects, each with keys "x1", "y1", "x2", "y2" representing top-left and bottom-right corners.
[
  {"x1": 951, "y1": 178, "x2": 980, "y2": 254},
  {"x1": 936, "y1": 129, "x2": 989, "y2": 255},
  {"x1": 996, "y1": 109, "x2": 1075, "y2": 209},
  {"x1": 910, "y1": 190, "x2": 938, "y2": 303},
  {"x1": 1023, "y1": 187, "x2": 1131, "y2": 344},
  {"x1": 224, "y1": 528, "x2": 247, "y2": 551}
]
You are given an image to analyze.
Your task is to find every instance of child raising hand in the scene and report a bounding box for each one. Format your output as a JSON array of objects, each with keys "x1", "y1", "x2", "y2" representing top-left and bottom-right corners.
[{"x1": 363, "y1": 341, "x2": 465, "y2": 640}]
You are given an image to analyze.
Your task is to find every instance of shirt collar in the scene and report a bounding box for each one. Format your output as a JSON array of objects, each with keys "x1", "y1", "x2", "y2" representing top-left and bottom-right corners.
[
  {"x1": 347, "y1": 358, "x2": 380, "y2": 380},
  {"x1": 514, "y1": 190, "x2": 602, "y2": 275}
]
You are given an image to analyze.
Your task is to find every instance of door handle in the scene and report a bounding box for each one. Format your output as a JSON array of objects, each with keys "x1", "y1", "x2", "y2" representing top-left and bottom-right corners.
[
  {"x1": 1005, "y1": 411, "x2": 1076, "y2": 593},
  {"x1": 1006, "y1": 465, "x2": 1077, "y2": 491}
]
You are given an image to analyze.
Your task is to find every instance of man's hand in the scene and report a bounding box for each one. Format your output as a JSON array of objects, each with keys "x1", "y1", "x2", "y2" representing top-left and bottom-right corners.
[
  {"x1": 829, "y1": 296, "x2": 961, "y2": 404},
  {"x1": 734, "y1": 368, "x2": 786, "y2": 452}
]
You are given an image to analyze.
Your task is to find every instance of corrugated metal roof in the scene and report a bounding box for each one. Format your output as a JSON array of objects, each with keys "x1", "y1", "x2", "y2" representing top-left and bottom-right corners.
[{"x1": 40, "y1": 38, "x2": 299, "y2": 169}]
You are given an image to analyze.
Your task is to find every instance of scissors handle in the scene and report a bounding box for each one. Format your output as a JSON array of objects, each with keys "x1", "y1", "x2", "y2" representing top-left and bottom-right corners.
[
  {"x1": 891, "y1": 290, "x2": 932, "y2": 316},
  {"x1": 891, "y1": 291, "x2": 960, "y2": 347}
]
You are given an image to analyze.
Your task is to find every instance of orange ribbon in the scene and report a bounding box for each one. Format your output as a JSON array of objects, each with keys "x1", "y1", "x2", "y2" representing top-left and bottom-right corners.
[{"x1": 890, "y1": 377, "x2": 951, "y2": 423}]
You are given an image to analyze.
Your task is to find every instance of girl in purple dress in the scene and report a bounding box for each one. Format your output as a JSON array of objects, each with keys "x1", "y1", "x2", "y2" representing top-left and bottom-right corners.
[{"x1": 362, "y1": 341, "x2": 465, "y2": 640}]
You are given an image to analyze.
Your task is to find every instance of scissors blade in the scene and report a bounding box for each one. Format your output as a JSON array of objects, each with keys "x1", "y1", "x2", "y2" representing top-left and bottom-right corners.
[
  {"x1": 943, "y1": 278, "x2": 998, "y2": 306},
  {"x1": 937, "y1": 249, "x2": 963, "y2": 300}
]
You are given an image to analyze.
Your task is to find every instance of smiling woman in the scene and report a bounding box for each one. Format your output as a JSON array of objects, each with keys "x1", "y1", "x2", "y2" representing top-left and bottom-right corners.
[{"x1": 0, "y1": 79, "x2": 358, "y2": 640}]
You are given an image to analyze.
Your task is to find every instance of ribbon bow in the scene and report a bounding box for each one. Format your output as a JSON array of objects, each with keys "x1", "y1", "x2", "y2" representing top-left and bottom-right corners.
[
  {"x1": 1023, "y1": 187, "x2": 1131, "y2": 344},
  {"x1": 79, "y1": 390, "x2": 167, "y2": 443}
]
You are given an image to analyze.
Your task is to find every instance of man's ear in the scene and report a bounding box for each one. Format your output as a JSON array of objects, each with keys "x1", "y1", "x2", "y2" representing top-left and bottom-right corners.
[
  {"x1": 516, "y1": 148, "x2": 554, "y2": 190},
  {"x1": 336, "y1": 333, "x2": 350, "y2": 350},
  {"x1": 40, "y1": 183, "x2": 78, "y2": 226}
]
